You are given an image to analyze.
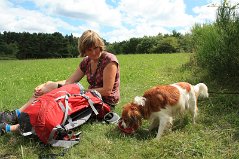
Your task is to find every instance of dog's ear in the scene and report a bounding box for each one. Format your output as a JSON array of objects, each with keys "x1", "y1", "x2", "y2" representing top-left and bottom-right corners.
[
  {"x1": 132, "y1": 115, "x2": 142, "y2": 125},
  {"x1": 133, "y1": 96, "x2": 146, "y2": 106},
  {"x1": 131, "y1": 115, "x2": 138, "y2": 123},
  {"x1": 129, "y1": 108, "x2": 142, "y2": 126}
]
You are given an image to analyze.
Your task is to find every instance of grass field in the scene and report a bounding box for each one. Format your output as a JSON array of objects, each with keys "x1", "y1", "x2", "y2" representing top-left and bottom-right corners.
[{"x1": 0, "y1": 53, "x2": 238, "y2": 159}]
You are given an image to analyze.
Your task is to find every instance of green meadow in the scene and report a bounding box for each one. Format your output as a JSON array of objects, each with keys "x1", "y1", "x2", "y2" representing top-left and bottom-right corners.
[{"x1": 0, "y1": 53, "x2": 238, "y2": 159}]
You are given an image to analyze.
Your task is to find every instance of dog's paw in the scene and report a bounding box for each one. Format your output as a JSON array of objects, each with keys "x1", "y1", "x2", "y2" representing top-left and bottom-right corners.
[
  {"x1": 143, "y1": 128, "x2": 150, "y2": 132},
  {"x1": 152, "y1": 137, "x2": 161, "y2": 141}
]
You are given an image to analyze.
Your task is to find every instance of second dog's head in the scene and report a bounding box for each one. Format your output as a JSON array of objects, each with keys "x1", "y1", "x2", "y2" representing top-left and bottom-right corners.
[{"x1": 120, "y1": 96, "x2": 146, "y2": 132}]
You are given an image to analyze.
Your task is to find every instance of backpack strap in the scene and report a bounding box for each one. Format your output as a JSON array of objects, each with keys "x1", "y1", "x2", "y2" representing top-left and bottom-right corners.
[
  {"x1": 64, "y1": 107, "x2": 92, "y2": 130},
  {"x1": 55, "y1": 94, "x2": 71, "y2": 126},
  {"x1": 81, "y1": 94, "x2": 99, "y2": 115},
  {"x1": 48, "y1": 127, "x2": 81, "y2": 148},
  {"x1": 49, "y1": 139, "x2": 79, "y2": 148},
  {"x1": 61, "y1": 94, "x2": 70, "y2": 125},
  {"x1": 48, "y1": 125, "x2": 63, "y2": 143},
  {"x1": 77, "y1": 82, "x2": 85, "y2": 94}
]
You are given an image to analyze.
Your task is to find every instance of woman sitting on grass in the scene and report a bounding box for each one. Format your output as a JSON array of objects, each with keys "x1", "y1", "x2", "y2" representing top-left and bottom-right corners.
[{"x1": 0, "y1": 30, "x2": 120, "y2": 135}]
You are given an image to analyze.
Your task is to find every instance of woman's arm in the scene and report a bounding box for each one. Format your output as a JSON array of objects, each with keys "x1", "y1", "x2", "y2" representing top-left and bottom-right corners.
[
  {"x1": 88, "y1": 62, "x2": 117, "y2": 96},
  {"x1": 65, "y1": 67, "x2": 85, "y2": 84},
  {"x1": 34, "y1": 81, "x2": 58, "y2": 97},
  {"x1": 34, "y1": 67, "x2": 85, "y2": 97}
]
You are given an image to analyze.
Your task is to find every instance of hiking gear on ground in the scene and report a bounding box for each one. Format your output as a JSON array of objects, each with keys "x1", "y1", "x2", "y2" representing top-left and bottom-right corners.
[
  {"x1": 5, "y1": 124, "x2": 11, "y2": 132},
  {"x1": 103, "y1": 112, "x2": 120, "y2": 124},
  {"x1": 19, "y1": 83, "x2": 111, "y2": 147},
  {"x1": 0, "y1": 110, "x2": 18, "y2": 124},
  {"x1": 0, "y1": 123, "x2": 6, "y2": 135},
  {"x1": 118, "y1": 119, "x2": 135, "y2": 134},
  {"x1": 15, "y1": 109, "x2": 21, "y2": 118}
]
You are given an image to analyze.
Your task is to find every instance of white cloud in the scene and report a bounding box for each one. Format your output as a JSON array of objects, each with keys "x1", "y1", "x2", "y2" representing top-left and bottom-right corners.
[
  {"x1": 111, "y1": 0, "x2": 195, "y2": 42},
  {"x1": 118, "y1": 0, "x2": 194, "y2": 26},
  {"x1": 0, "y1": 0, "x2": 226, "y2": 42},
  {"x1": 208, "y1": 0, "x2": 239, "y2": 6},
  {"x1": 192, "y1": 0, "x2": 238, "y2": 24},
  {"x1": 0, "y1": 0, "x2": 78, "y2": 34},
  {"x1": 105, "y1": 24, "x2": 170, "y2": 43},
  {"x1": 193, "y1": 4, "x2": 217, "y2": 23},
  {"x1": 31, "y1": 0, "x2": 122, "y2": 27}
]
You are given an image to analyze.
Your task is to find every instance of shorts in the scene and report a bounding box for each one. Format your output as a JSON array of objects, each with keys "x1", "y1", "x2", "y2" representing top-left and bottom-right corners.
[{"x1": 18, "y1": 112, "x2": 32, "y2": 133}]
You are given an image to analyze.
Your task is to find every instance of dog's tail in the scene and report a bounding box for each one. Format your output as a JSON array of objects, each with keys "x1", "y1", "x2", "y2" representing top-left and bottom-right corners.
[{"x1": 193, "y1": 83, "x2": 209, "y2": 98}]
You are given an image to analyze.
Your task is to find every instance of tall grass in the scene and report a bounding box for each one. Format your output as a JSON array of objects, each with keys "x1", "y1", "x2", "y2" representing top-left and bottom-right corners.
[{"x1": 0, "y1": 54, "x2": 238, "y2": 159}]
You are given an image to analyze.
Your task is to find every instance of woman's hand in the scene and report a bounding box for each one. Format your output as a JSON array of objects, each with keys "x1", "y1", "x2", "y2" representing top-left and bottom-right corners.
[{"x1": 34, "y1": 81, "x2": 57, "y2": 97}]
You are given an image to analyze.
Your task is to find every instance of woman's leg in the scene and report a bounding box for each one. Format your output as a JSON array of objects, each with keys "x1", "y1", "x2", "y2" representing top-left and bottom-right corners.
[
  {"x1": 0, "y1": 96, "x2": 36, "y2": 124},
  {"x1": 0, "y1": 123, "x2": 19, "y2": 135},
  {"x1": 19, "y1": 96, "x2": 36, "y2": 112},
  {"x1": 0, "y1": 81, "x2": 59, "y2": 124}
]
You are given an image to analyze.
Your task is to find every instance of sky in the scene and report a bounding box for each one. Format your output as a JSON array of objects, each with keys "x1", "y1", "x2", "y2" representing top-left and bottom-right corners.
[{"x1": 0, "y1": 0, "x2": 238, "y2": 43}]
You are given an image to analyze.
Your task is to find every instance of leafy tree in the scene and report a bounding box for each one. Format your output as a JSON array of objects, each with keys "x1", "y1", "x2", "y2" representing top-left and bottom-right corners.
[
  {"x1": 5, "y1": 42, "x2": 19, "y2": 56},
  {"x1": 127, "y1": 38, "x2": 141, "y2": 54},
  {"x1": 179, "y1": 33, "x2": 193, "y2": 52},
  {"x1": 151, "y1": 37, "x2": 179, "y2": 53},
  {"x1": 172, "y1": 30, "x2": 182, "y2": 38},
  {"x1": 136, "y1": 36, "x2": 156, "y2": 53}
]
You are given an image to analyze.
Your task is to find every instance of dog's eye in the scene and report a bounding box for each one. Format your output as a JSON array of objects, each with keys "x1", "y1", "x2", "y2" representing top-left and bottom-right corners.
[
  {"x1": 123, "y1": 119, "x2": 130, "y2": 125},
  {"x1": 123, "y1": 120, "x2": 128, "y2": 124}
]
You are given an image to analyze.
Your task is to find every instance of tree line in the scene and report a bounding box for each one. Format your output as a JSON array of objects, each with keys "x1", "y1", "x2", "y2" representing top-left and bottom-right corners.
[
  {"x1": 0, "y1": 30, "x2": 193, "y2": 60},
  {"x1": 0, "y1": 32, "x2": 79, "y2": 59},
  {"x1": 107, "y1": 31, "x2": 193, "y2": 54}
]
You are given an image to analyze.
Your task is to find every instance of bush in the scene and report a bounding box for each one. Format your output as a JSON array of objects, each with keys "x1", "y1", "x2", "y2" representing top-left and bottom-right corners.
[{"x1": 192, "y1": 1, "x2": 239, "y2": 79}]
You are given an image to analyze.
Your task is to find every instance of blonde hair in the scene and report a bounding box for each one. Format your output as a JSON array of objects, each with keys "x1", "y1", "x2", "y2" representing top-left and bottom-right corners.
[{"x1": 78, "y1": 30, "x2": 105, "y2": 57}]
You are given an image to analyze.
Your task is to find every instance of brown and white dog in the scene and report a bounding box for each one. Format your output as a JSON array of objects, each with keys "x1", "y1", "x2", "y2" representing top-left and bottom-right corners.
[{"x1": 121, "y1": 82, "x2": 208, "y2": 139}]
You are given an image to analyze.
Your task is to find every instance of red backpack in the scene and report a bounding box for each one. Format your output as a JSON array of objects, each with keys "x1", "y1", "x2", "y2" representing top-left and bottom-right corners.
[{"x1": 19, "y1": 83, "x2": 111, "y2": 147}]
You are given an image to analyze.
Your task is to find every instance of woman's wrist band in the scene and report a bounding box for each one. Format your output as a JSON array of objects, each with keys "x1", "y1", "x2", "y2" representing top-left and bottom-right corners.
[{"x1": 57, "y1": 83, "x2": 63, "y2": 88}]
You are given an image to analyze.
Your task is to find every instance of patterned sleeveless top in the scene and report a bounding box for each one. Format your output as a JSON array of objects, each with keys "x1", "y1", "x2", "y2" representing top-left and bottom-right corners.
[{"x1": 80, "y1": 52, "x2": 120, "y2": 105}]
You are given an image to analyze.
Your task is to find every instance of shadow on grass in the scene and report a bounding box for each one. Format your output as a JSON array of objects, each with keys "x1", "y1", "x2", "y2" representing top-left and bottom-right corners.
[
  {"x1": 104, "y1": 124, "x2": 154, "y2": 141},
  {"x1": 105, "y1": 116, "x2": 192, "y2": 141},
  {"x1": 0, "y1": 133, "x2": 63, "y2": 159},
  {"x1": 181, "y1": 61, "x2": 239, "y2": 141},
  {"x1": 199, "y1": 94, "x2": 239, "y2": 140}
]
